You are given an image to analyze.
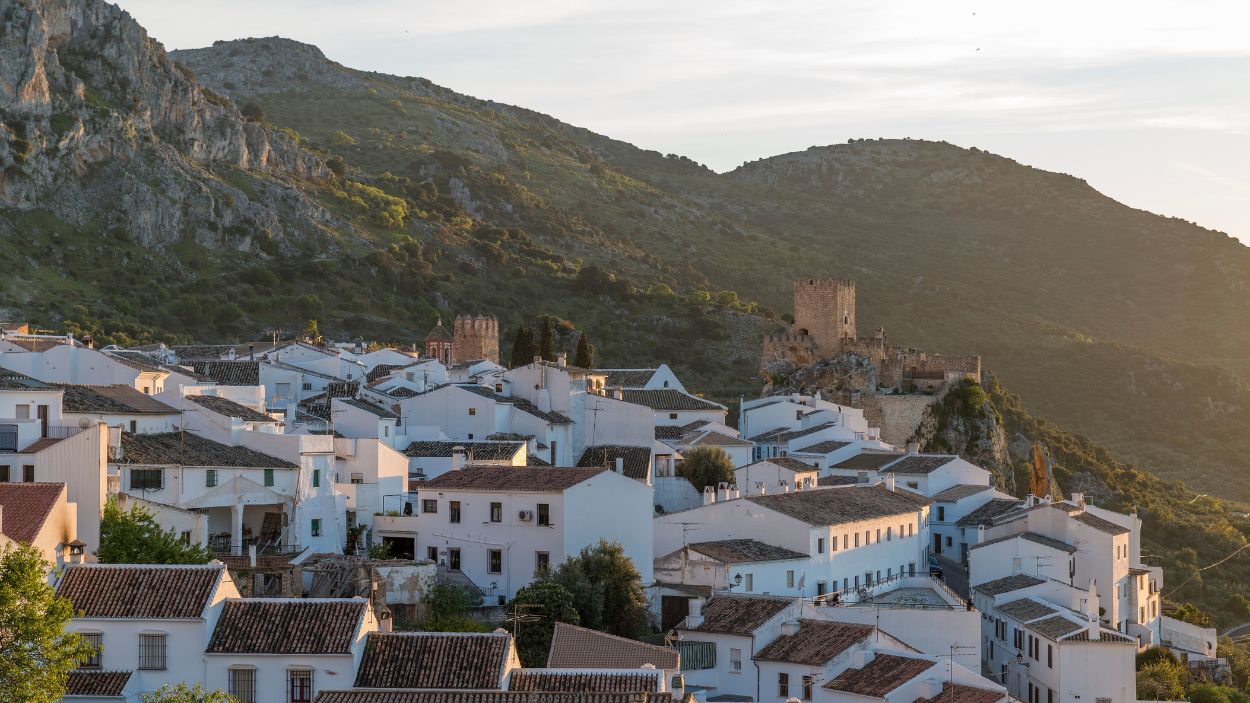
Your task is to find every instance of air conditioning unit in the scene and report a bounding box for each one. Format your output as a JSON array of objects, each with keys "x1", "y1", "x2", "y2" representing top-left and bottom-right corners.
[{"x1": 518, "y1": 510, "x2": 534, "y2": 522}]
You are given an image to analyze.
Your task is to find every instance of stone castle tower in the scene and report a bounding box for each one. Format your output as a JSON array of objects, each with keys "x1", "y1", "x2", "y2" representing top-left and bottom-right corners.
[
  {"x1": 792, "y1": 278, "x2": 856, "y2": 356},
  {"x1": 452, "y1": 315, "x2": 500, "y2": 365}
]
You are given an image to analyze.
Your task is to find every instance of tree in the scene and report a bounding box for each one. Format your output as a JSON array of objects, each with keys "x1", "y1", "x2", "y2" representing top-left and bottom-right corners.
[
  {"x1": 1136, "y1": 661, "x2": 1186, "y2": 701},
  {"x1": 1190, "y1": 683, "x2": 1238, "y2": 703},
  {"x1": 411, "y1": 578, "x2": 489, "y2": 633},
  {"x1": 328, "y1": 130, "x2": 357, "y2": 147},
  {"x1": 0, "y1": 543, "x2": 95, "y2": 703},
  {"x1": 509, "y1": 324, "x2": 536, "y2": 368},
  {"x1": 574, "y1": 333, "x2": 594, "y2": 369},
  {"x1": 508, "y1": 580, "x2": 580, "y2": 666},
  {"x1": 239, "y1": 102, "x2": 265, "y2": 122},
  {"x1": 302, "y1": 319, "x2": 322, "y2": 345},
  {"x1": 551, "y1": 540, "x2": 648, "y2": 638},
  {"x1": 142, "y1": 683, "x2": 236, "y2": 703},
  {"x1": 539, "y1": 315, "x2": 557, "y2": 362},
  {"x1": 1136, "y1": 646, "x2": 1179, "y2": 670},
  {"x1": 98, "y1": 498, "x2": 213, "y2": 565},
  {"x1": 325, "y1": 156, "x2": 347, "y2": 179},
  {"x1": 679, "y1": 446, "x2": 736, "y2": 493}
]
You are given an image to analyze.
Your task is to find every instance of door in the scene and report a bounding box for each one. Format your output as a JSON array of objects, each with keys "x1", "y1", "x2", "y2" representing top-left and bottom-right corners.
[
  {"x1": 933, "y1": 533, "x2": 942, "y2": 555},
  {"x1": 661, "y1": 596, "x2": 691, "y2": 632},
  {"x1": 37, "y1": 405, "x2": 48, "y2": 438}
]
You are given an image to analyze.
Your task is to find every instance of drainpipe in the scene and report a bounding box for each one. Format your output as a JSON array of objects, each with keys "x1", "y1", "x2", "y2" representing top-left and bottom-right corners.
[{"x1": 752, "y1": 631, "x2": 762, "y2": 703}]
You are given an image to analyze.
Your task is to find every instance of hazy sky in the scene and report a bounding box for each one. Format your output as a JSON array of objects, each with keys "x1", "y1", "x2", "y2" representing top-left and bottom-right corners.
[{"x1": 117, "y1": 0, "x2": 1250, "y2": 242}]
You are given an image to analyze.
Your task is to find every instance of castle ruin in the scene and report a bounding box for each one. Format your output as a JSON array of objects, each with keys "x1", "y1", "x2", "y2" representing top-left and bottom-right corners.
[{"x1": 423, "y1": 315, "x2": 500, "y2": 365}]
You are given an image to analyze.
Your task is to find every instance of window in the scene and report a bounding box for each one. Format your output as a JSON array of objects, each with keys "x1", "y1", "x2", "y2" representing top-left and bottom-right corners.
[
  {"x1": 130, "y1": 468, "x2": 162, "y2": 491},
  {"x1": 744, "y1": 573, "x2": 753, "y2": 591},
  {"x1": 865, "y1": 530, "x2": 871, "y2": 544},
  {"x1": 129, "y1": 420, "x2": 137, "y2": 433},
  {"x1": 854, "y1": 533, "x2": 860, "y2": 548},
  {"x1": 490, "y1": 502, "x2": 503, "y2": 522},
  {"x1": 876, "y1": 528, "x2": 881, "y2": 542},
  {"x1": 537, "y1": 503, "x2": 550, "y2": 526},
  {"x1": 311, "y1": 519, "x2": 322, "y2": 537},
  {"x1": 449, "y1": 501, "x2": 461, "y2": 523},
  {"x1": 138, "y1": 633, "x2": 166, "y2": 670},
  {"x1": 831, "y1": 534, "x2": 838, "y2": 552},
  {"x1": 669, "y1": 413, "x2": 678, "y2": 420},
  {"x1": 351, "y1": 472, "x2": 364, "y2": 484},
  {"x1": 536, "y1": 551, "x2": 550, "y2": 573},
  {"x1": 488, "y1": 549, "x2": 502, "y2": 573},
  {"x1": 946, "y1": 536, "x2": 953, "y2": 547},
  {"x1": 937, "y1": 506, "x2": 945, "y2": 521},
  {"x1": 422, "y1": 499, "x2": 438, "y2": 514},
  {"x1": 908, "y1": 524, "x2": 914, "y2": 536},
  {"x1": 206, "y1": 469, "x2": 218, "y2": 487},
  {"x1": 302, "y1": 382, "x2": 313, "y2": 391},
  {"x1": 778, "y1": 673, "x2": 790, "y2": 698},
  {"x1": 842, "y1": 534, "x2": 848, "y2": 550},
  {"x1": 312, "y1": 469, "x2": 320, "y2": 487},
  {"x1": 289, "y1": 669, "x2": 313, "y2": 703},
  {"x1": 803, "y1": 675, "x2": 814, "y2": 701},
  {"x1": 0, "y1": 465, "x2": 7, "y2": 482},
  {"x1": 449, "y1": 548, "x2": 461, "y2": 570},
  {"x1": 787, "y1": 570, "x2": 795, "y2": 588},
  {"x1": 428, "y1": 546, "x2": 439, "y2": 561},
  {"x1": 468, "y1": 407, "x2": 477, "y2": 416},
  {"x1": 886, "y1": 527, "x2": 892, "y2": 541},
  {"x1": 730, "y1": 647, "x2": 742, "y2": 672},
  {"x1": 229, "y1": 668, "x2": 257, "y2": 703},
  {"x1": 1047, "y1": 644, "x2": 1053, "y2": 668},
  {"x1": 909, "y1": 561, "x2": 915, "y2": 576},
  {"x1": 1048, "y1": 690, "x2": 1054, "y2": 703},
  {"x1": 816, "y1": 581, "x2": 826, "y2": 596},
  {"x1": 15, "y1": 406, "x2": 29, "y2": 419},
  {"x1": 264, "y1": 468, "x2": 275, "y2": 487},
  {"x1": 22, "y1": 465, "x2": 33, "y2": 482},
  {"x1": 817, "y1": 537, "x2": 825, "y2": 554},
  {"x1": 0, "y1": 425, "x2": 15, "y2": 451},
  {"x1": 276, "y1": 382, "x2": 291, "y2": 398},
  {"x1": 180, "y1": 531, "x2": 191, "y2": 545},
  {"x1": 82, "y1": 633, "x2": 103, "y2": 668}
]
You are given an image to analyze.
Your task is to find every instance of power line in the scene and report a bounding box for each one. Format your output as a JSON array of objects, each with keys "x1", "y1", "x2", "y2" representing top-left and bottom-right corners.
[{"x1": 1165, "y1": 542, "x2": 1250, "y2": 598}]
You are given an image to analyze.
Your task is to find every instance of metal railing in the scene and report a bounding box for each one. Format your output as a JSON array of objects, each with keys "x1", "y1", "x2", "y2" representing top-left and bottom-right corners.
[
  {"x1": 808, "y1": 573, "x2": 968, "y2": 610},
  {"x1": 210, "y1": 539, "x2": 303, "y2": 558}
]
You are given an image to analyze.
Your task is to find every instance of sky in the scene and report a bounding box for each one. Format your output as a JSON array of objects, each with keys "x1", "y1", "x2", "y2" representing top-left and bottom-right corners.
[{"x1": 116, "y1": 0, "x2": 1250, "y2": 242}]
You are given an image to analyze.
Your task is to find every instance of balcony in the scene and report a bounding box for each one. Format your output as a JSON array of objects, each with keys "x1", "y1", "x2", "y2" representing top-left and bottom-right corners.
[{"x1": 372, "y1": 513, "x2": 419, "y2": 536}]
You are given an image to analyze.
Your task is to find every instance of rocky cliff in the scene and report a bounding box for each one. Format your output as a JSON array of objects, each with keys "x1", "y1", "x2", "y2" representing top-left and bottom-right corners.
[{"x1": 0, "y1": 0, "x2": 334, "y2": 249}]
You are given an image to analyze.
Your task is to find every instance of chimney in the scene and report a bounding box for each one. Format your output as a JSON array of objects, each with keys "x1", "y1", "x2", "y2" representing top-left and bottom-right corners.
[
  {"x1": 729, "y1": 484, "x2": 740, "y2": 500},
  {"x1": 685, "y1": 599, "x2": 705, "y2": 628},
  {"x1": 248, "y1": 544, "x2": 257, "y2": 568},
  {"x1": 615, "y1": 457, "x2": 624, "y2": 474},
  {"x1": 614, "y1": 388, "x2": 624, "y2": 400},
  {"x1": 248, "y1": 344, "x2": 255, "y2": 360},
  {"x1": 227, "y1": 347, "x2": 237, "y2": 361},
  {"x1": 857, "y1": 471, "x2": 869, "y2": 485},
  {"x1": 703, "y1": 486, "x2": 716, "y2": 506},
  {"x1": 1086, "y1": 615, "x2": 1101, "y2": 641},
  {"x1": 1072, "y1": 491, "x2": 1085, "y2": 509},
  {"x1": 884, "y1": 474, "x2": 896, "y2": 492},
  {"x1": 533, "y1": 355, "x2": 542, "y2": 365},
  {"x1": 68, "y1": 539, "x2": 86, "y2": 564},
  {"x1": 780, "y1": 620, "x2": 800, "y2": 637},
  {"x1": 906, "y1": 441, "x2": 919, "y2": 455},
  {"x1": 451, "y1": 446, "x2": 466, "y2": 471},
  {"x1": 918, "y1": 678, "x2": 944, "y2": 699},
  {"x1": 356, "y1": 338, "x2": 364, "y2": 354},
  {"x1": 557, "y1": 352, "x2": 567, "y2": 368},
  {"x1": 718, "y1": 482, "x2": 731, "y2": 502},
  {"x1": 756, "y1": 481, "x2": 767, "y2": 495},
  {"x1": 377, "y1": 604, "x2": 393, "y2": 633},
  {"x1": 83, "y1": 334, "x2": 94, "y2": 349}
]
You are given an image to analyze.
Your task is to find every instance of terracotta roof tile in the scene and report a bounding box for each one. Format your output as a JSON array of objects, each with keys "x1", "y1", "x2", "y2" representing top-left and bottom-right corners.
[
  {"x1": 187, "y1": 395, "x2": 273, "y2": 422},
  {"x1": 956, "y1": 499, "x2": 1023, "y2": 527},
  {"x1": 687, "y1": 539, "x2": 808, "y2": 564},
  {"x1": 1071, "y1": 511, "x2": 1131, "y2": 535},
  {"x1": 316, "y1": 693, "x2": 672, "y2": 703},
  {"x1": 509, "y1": 671, "x2": 660, "y2": 693},
  {"x1": 354, "y1": 632, "x2": 511, "y2": 689},
  {"x1": 755, "y1": 619, "x2": 874, "y2": 666},
  {"x1": 58, "y1": 385, "x2": 180, "y2": 415},
  {"x1": 824, "y1": 653, "x2": 934, "y2": 696},
  {"x1": 1030, "y1": 615, "x2": 1085, "y2": 639},
  {"x1": 404, "y1": 441, "x2": 523, "y2": 460},
  {"x1": 0, "y1": 366, "x2": 56, "y2": 390},
  {"x1": 206, "y1": 599, "x2": 366, "y2": 654},
  {"x1": 117, "y1": 432, "x2": 296, "y2": 468},
  {"x1": 996, "y1": 598, "x2": 1058, "y2": 622},
  {"x1": 750, "y1": 422, "x2": 837, "y2": 443},
  {"x1": 422, "y1": 466, "x2": 604, "y2": 493},
  {"x1": 914, "y1": 682, "x2": 1005, "y2": 703},
  {"x1": 745, "y1": 484, "x2": 929, "y2": 526},
  {"x1": 65, "y1": 670, "x2": 132, "y2": 697},
  {"x1": 832, "y1": 452, "x2": 905, "y2": 470},
  {"x1": 930, "y1": 484, "x2": 992, "y2": 502},
  {"x1": 683, "y1": 594, "x2": 792, "y2": 635},
  {"x1": 335, "y1": 397, "x2": 399, "y2": 420},
  {"x1": 190, "y1": 360, "x2": 261, "y2": 385},
  {"x1": 56, "y1": 564, "x2": 222, "y2": 619},
  {"x1": 972, "y1": 574, "x2": 1045, "y2": 596},
  {"x1": 620, "y1": 389, "x2": 723, "y2": 412},
  {"x1": 883, "y1": 455, "x2": 959, "y2": 475},
  {"x1": 600, "y1": 369, "x2": 659, "y2": 388},
  {"x1": 793, "y1": 440, "x2": 852, "y2": 454},
  {"x1": 576, "y1": 445, "x2": 652, "y2": 481},
  {"x1": 739, "y1": 457, "x2": 818, "y2": 473},
  {"x1": 547, "y1": 622, "x2": 679, "y2": 669},
  {"x1": 0, "y1": 482, "x2": 64, "y2": 544}
]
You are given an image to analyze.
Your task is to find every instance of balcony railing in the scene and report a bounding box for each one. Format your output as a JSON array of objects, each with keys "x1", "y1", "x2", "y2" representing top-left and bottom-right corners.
[{"x1": 210, "y1": 538, "x2": 303, "y2": 558}]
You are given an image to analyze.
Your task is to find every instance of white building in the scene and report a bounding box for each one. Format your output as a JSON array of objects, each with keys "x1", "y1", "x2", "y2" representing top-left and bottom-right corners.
[
  {"x1": 735, "y1": 457, "x2": 820, "y2": 496},
  {"x1": 620, "y1": 389, "x2": 727, "y2": 428},
  {"x1": 408, "y1": 465, "x2": 654, "y2": 602},
  {"x1": 58, "y1": 384, "x2": 182, "y2": 435},
  {"x1": 601, "y1": 365, "x2": 687, "y2": 392}
]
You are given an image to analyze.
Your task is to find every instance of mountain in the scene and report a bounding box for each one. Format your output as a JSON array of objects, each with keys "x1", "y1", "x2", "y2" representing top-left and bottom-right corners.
[{"x1": 3, "y1": 2, "x2": 1250, "y2": 505}]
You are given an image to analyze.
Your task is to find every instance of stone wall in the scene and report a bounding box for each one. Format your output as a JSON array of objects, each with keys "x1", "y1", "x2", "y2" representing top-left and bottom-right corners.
[
  {"x1": 792, "y1": 278, "x2": 856, "y2": 355},
  {"x1": 856, "y1": 393, "x2": 943, "y2": 448},
  {"x1": 452, "y1": 314, "x2": 499, "y2": 364}
]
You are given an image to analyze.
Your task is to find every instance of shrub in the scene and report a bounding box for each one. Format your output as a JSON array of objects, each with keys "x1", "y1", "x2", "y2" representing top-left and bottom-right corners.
[{"x1": 240, "y1": 102, "x2": 265, "y2": 122}]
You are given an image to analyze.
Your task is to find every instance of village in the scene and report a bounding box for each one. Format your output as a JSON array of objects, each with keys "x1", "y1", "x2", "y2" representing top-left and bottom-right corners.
[{"x1": 0, "y1": 280, "x2": 1214, "y2": 703}]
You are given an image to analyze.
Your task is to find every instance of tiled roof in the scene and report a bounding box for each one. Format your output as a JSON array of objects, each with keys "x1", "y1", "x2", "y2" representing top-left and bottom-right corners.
[
  {"x1": 793, "y1": 440, "x2": 852, "y2": 454},
  {"x1": 817, "y1": 475, "x2": 860, "y2": 486},
  {"x1": 655, "y1": 425, "x2": 685, "y2": 441},
  {"x1": 1030, "y1": 615, "x2": 1085, "y2": 640},
  {"x1": 687, "y1": 539, "x2": 808, "y2": 564},
  {"x1": 915, "y1": 682, "x2": 1005, "y2": 703},
  {"x1": 103, "y1": 350, "x2": 169, "y2": 374},
  {"x1": 187, "y1": 395, "x2": 273, "y2": 422},
  {"x1": 956, "y1": 498, "x2": 1023, "y2": 527},
  {"x1": 746, "y1": 485, "x2": 930, "y2": 527},
  {"x1": 334, "y1": 397, "x2": 399, "y2": 420},
  {"x1": 683, "y1": 594, "x2": 792, "y2": 635},
  {"x1": 424, "y1": 322, "x2": 453, "y2": 342},
  {"x1": 1063, "y1": 628, "x2": 1137, "y2": 643},
  {"x1": 57, "y1": 384, "x2": 180, "y2": 415},
  {"x1": 547, "y1": 622, "x2": 679, "y2": 669},
  {"x1": 739, "y1": 457, "x2": 817, "y2": 474},
  {"x1": 620, "y1": 389, "x2": 723, "y2": 412},
  {"x1": 1071, "y1": 511, "x2": 1131, "y2": 535},
  {"x1": 832, "y1": 451, "x2": 905, "y2": 470},
  {"x1": 116, "y1": 432, "x2": 296, "y2": 468},
  {"x1": 19, "y1": 437, "x2": 63, "y2": 453},
  {"x1": 883, "y1": 455, "x2": 959, "y2": 475},
  {"x1": 404, "y1": 441, "x2": 524, "y2": 460},
  {"x1": 576, "y1": 445, "x2": 652, "y2": 481},
  {"x1": 173, "y1": 343, "x2": 254, "y2": 360},
  {"x1": 685, "y1": 430, "x2": 752, "y2": 448},
  {"x1": 0, "y1": 483, "x2": 65, "y2": 544},
  {"x1": 316, "y1": 693, "x2": 673, "y2": 703},
  {"x1": 0, "y1": 366, "x2": 55, "y2": 390},
  {"x1": 930, "y1": 484, "x2": 992, "y2": 502},
  {"x1": 750, "y1": 422, "x2": 837, "y2": 443},
  {"x1": 970, "y1": 531, "x2": 1077, "y2": 555},
  {"x1": 824, "y1": 653, "x2": 934, "y2": 696},
  {"x1": 509, "y1": 671, "x2": 659, "y2": 693},
  {"x1": 354, "y1": 632, "x2": 511, "y2": 689},
  {"x1": 972, "y1": 574, "x2": 1045, "y2": 596},
  {"x1": 456, "y1": 385, "x2": 574, "y2": 424},
  {"x1": 997, "y1": 598, "x2": 1059, "y2": 622},
  {"x1": 755, "y1": 619, "x2": 874, "y2": 666},
  {"x1": 206, "y1": 599, "x2": 366, "y2": 654},
  {"x1": 56, "y1": 564, "x2": 222, "y2": 618},
  {"x1": 191, "y1": 360, "x2": 261, "y2": 385},
  {"x1": 1, "y1": 336, "x2": 71, "y2": 352},
  {"x1": 600, "y1": 369, "x2": 658, "y2": 388},
  {"x1": 388, "y1": 386, "x2": 419, "y2": 398},
  {"x1": 423, "y1": 466, "x2": 604, "y2": 493},
  {"x1": 65, "y1": 670, "x2": 132, "y2": 697}
]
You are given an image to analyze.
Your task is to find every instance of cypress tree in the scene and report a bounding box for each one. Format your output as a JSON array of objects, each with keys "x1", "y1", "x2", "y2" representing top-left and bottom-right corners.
[
  {"x1": 539, "y1": 315, "x2": 557, "y2": 362},
  {"x1": 508, "y1": 325, "x2": 535, "y2": 368},
  {"x1": 574, "y1": 332, "x2": 594, "y2": 369}
]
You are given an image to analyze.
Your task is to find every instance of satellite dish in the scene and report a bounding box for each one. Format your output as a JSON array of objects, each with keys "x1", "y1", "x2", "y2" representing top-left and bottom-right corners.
[{"x1": 78, "y1": 417, "x2": 92, "y2": 429}]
